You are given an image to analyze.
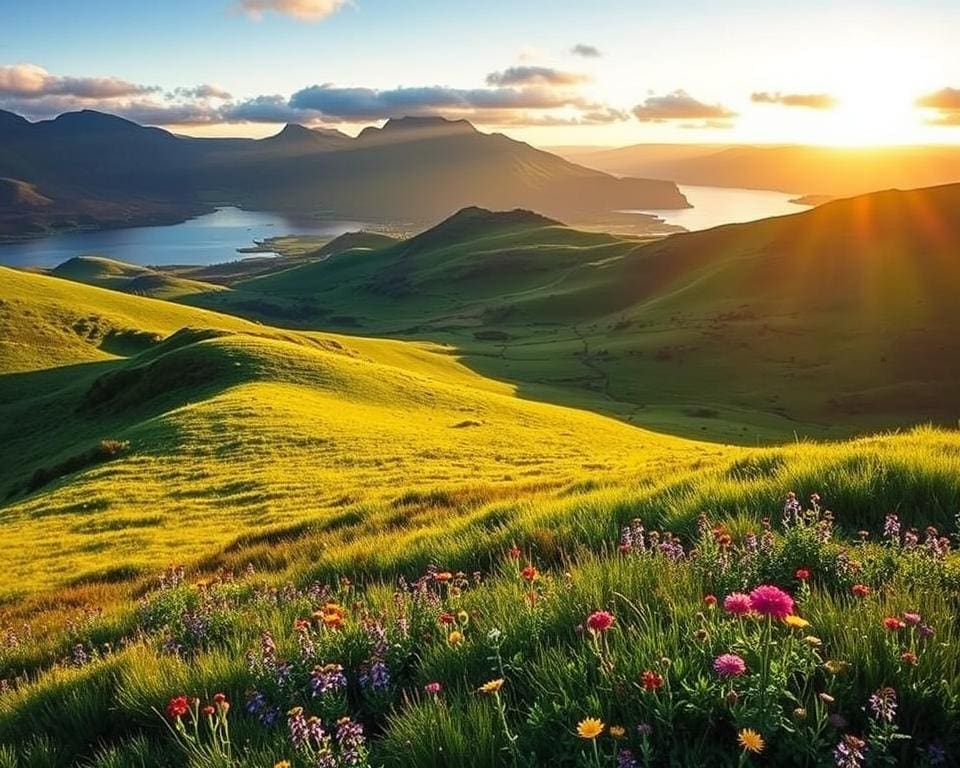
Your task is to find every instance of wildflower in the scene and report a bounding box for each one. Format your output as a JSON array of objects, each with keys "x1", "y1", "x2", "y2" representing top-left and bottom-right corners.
[
  {"x1": 834, "y1": 734, "x2": 866, "y2": 768},
  {"x1": 869, "y1": 687, "x2": 897, "y2": 723},
  {"x1": 793, "y1": 707, "x2": 807, "y2": 721},
  {"x1": 851, "y1": 584, "x2": 870, "y2": 598},
  {"x1": 424, "y1": 682, "x2": 442, "y2": 695},
  {"x1": 610, "y1": 725, "x2": 626, "y2": 738},
  {"x1": 883, "y1": 513, "x2": 901, "y2": 542},
  {"x1": 360, "y1": 659, "x2": 391, "y2": 692},
  {"x1": 586, "y1": 610, "x2": 615, "y2": 633},
  {"x1": 616, "y1": 749, "x2": 638, "y2": 768},
  {"x1": 724, "y1": 592, "x2": 753, "y2": 616},
  {"x1": 637, "y1": 723, "x2": 653, "y2": 737},
  {"x1": 577, "y1": 717, "x2": 604, "y2": 740},
  {"x1": 309, "y1": 663, "x2": 347, "y2": 696},
  {"x1": 202, "y1": 705, "x2": 216, "y2": 717},
  {"x1": 508, "y1": 545, "x2": 521, "y2": 559},
  {"x1": 824, "y1": 660, "x2": 850, "y2": 674},
  {"x1": 447, "y1": 630, "x2": 464, "y2": 646},
  {"x1": 900, "y1": 651, "x2": 918, "y2": 666},
  {"x1": 784, "y1": 615, "x2": 810, "y2": 630},
  {"x1": 748, "y1": 585, "x2": 795, "y2": 619},
  {"x1": 737, "y1": 728, "x2": 765, "y2": 754},
  {"x1": 457, "y1": 610, "x2": 469, "y2": 624},
  {"x1": 819, "y1": 692, "x2": 836, "y2": 704},
  {"x1": 927, "y1": 744, "x2": 947, "y2": 766},
  {"x1": 919, "y1": 623, "x2": 935, "y2": 639},
  {"x1": 274, "y1": 762, "x2": 291, "y2": 768},
  {"x1": 478, "y1": 678, "x2": 504, "y2": 694},
  {"x1": 521, "y1": 565, "x2": 538, "y2": 582},
  {"x1": 795, "y1": 568, "x2": 811, "y2": 581},
  {"x1": 883, "y1": 617, "x2": 905, "y2": 631},
  {"x1": 641, "y1": 670, "x2": 664, "y2": 691},
  {"x1": 725, "y1": 690, "x2": 739, "y2": 707},
  {"x1": 166, "y1": 695, "x2": 190, "y2": 720},
  {"x1": 714, "y1": 653, "x2": 747, "y2": 678},
  {"x1": 704, "y1": 594, "x2": 717, "y2": 607},
  {"x1": 434, "y1": 571, "x2": 453, "y2": 582},
  {"x1": 902, "y1": 612, "x2": 921, "y2": 626},
  {"x1": 804, "y1": 635, "x2": 823, "y2": 647}
]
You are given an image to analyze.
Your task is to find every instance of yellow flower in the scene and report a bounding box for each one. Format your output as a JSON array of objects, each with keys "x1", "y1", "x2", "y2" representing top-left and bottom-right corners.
[
  {"x1": 738, "y1": 728, "x2": 765, "y2": 754},
  {"x1": 824, "y1": 659, "x2": 850, "y2": 675},
  {"x1": 448, "y1": 630, "x2": 464, "y2": 646},
  {"x1": 803, "y1": 635, "x2": 823, "y2": 647},
  {"x1": 478, "y1": 678, "x2": 505, "y2": 694},
  {"x1": 784, "y1": 615, "x2": 810, "y2": 630},
  {"x1": 274, "y1": 762, "x2": 291, "y2": 768},
  {"x1": 577, "y1": 717, "x2": 605, "y2": 740},
  {"x1": 609, "y1": 725, "x2": 626, "y2": 738}
]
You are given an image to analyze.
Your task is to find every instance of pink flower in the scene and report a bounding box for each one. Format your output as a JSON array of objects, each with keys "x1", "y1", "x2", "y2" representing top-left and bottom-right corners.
[
  {"x1": 424, "y1": 682, "x2": 442, "y2": 695},
  {"x1": 902, "y1": 612, "x2": 921, "y2": 626},
  {"x1": 714, "y1": 653, "x2": 747, "y2": 678},
  {"x1": 724, "y1": 592, "x2": 753, "y2": 616},
  {"x1": 586, "y1": 611, "x2": 615, "y2": 633},
  {"x1": 749, "y1": 585, "x2": 795, "y2": 619}
]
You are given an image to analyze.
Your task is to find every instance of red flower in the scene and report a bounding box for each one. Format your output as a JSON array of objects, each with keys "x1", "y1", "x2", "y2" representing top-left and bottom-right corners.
[
  {"x1": 900, "y1": 651, "x2": 918, "y2": 666},
  {"x1": 851, "y1": 584, "x2": 870, "y2": 598},
  {"x1": 166, "y1": 695, "x2": 190, "y2": 720},
  {"x1": 424, "y1": 681, "x2": 442, "y2": 695},
  {"x1": 795, "y1": 568, "x2": 810, "y2": 581},
  {"x1": 704, "y1": 594, "x2": 718, "y2": 607},
  {"x1": 586, "y1": 610, "x2": 615, "y2": 633},
  {"x1": 202, "y1": 705, "x2": 216, "y2": 717},
  {"x1": 213, "y1": 693, "x2": 228, "y2": 704},
  {"x1": 641, "y1": 670, "x2": 664, "y2": 691},
  {"x1": 521, "y1": 565, "x2": 538, "y2": 582},
  {"x1": 883, "y1": 617, "x2": 906, "y2": 631},
  {"x1": 508, "y1": 545, "x2": 521, "y2": 559},
  {"x1": 438, "y1": 612, "x2": 456, "y2": 625}
]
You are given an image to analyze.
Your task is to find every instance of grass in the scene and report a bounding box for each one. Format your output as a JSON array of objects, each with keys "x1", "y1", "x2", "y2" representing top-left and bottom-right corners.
[{"x1": 3, "y1": 190, "x2": 960, "y2": 765}]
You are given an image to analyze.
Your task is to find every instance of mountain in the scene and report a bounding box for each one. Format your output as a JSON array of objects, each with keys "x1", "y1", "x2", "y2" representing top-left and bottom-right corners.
[
  {"x1": 0, "y1": 109, "x2": 689, "y2": 239},
  {"x1": 560, "y1": 142, "x2": 960, "y2": 196}
]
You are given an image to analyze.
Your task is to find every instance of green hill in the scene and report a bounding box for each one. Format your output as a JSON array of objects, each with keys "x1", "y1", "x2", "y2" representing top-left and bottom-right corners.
[{"x1": 177, "y1": 186, "x2": 959, "y2": 440}]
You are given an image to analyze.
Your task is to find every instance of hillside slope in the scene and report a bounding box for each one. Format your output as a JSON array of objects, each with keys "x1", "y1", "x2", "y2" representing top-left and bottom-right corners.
[
  {"x1": 0, "y1": 267, "x2": 715, "y2": 598},
  {"x1": 186, "y1": 185, "x2": 960, "y2": 440}
]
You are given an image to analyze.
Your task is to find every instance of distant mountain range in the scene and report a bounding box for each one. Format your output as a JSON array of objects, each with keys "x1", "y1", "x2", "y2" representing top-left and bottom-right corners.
[
  {"x1": 0, "y1": 110, "x2": 689, "y2": 239},
  {"x1": 558, "y1": 143, "x2": 960, "y2": 197}
]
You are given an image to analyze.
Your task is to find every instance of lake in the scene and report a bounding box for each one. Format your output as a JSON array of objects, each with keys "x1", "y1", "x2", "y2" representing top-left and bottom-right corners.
[
  {"x1": 0, "y1": 207, "x2": 369, "y2": 269},
  {"x1": 0, "y1": 187, "x2": 812, "y2": 269},
  {"x1": 627, "y1": 184, "x2": 811, "y2": 232}
]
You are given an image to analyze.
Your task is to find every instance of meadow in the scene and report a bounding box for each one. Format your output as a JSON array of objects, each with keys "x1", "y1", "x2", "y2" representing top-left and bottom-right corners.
[{"x1": 2, "y1": 188, "x2": 960, "y2": 766}]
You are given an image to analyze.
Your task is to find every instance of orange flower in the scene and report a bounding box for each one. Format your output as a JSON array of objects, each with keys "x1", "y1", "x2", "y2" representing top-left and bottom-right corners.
[
  {"x1": 521, "y1": 565, "x2": 538, "y2": 582},
  {"x1": 434, "y1": 571, "x2": 453, "y2": 582}
]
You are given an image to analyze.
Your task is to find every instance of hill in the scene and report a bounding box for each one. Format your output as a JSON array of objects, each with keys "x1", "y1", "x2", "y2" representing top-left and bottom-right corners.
[
  {"x1": 561, "y1": 142, "x2": 960, "y2": 196},
  {"x1": 0, "y1": 266, "x2": 712, "y2": 599},
  {"x1": 0, "y1": 109, "x2": 689, "y2": 238},
  {"x1": 179, "y1": 185, "x2": 960, "y2": 440}
]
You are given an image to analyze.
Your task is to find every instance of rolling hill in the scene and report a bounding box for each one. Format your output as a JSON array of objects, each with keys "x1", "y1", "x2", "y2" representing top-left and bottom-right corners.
[
  {"x1": 560, "y1": 142, "x2": 960, "y2": 196},
  {"x1": 159, "y1": 184, "x2": 960, "y2": 441},
  {"x1": 0, "y1": 109, "x2": 689, "y2": 238}
]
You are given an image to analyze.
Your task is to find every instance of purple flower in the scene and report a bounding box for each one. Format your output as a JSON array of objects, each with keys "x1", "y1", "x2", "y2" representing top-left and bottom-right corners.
[
  {"x1": 883, "y1": 513, "x2": 900, "y2": 544},
  {"x1": 714, "y1": 653, "x2": 747, "y2": 678},
  {"x1": 869, "y1": 687, "x2": 897, "y2": 723},
  {"x1": 617, "y1": 749, "x2": 638, "y2": 768},
  {"x1": 834, "y1": 734, "x2": 866, "y2": 768},
  {"x1": 336, "y1": 717, "x2": 367, "y2": 766},
  {"x1": 310, "y1": 663, "x2": 347, "y2": 697}
]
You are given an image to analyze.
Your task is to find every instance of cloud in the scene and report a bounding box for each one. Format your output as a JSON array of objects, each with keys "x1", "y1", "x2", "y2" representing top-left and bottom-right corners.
[
  {"x1": 174, "y1": 84, "x2": 233, "y2": 100},
  {"x1": 223, "y1": 94, "x2": 314, "y2": 123},
  {"x1": 632, "y1": 90, "x2": 737, "y2": 122},
  {"x1": 0, "y1": 63, "x2": 157, "y2": 100},
  {"x1": 289, "y1": 82, "x2": 606, "y2": 122},
  {"x1": 571, "y1": 44, "x2": 601, "y2": 58},
  {"x1": 234, "y1": 0, "x2": 350, "y2": 21},
  {"x1": 915, "y1": 87, "x2": 960, "y2": 125},
  {"x1": 751, "y1": 91, "x2": 837, "y2": 109},
  {"x1": 485, "y1": 66, "x2": 590, "y2": 87}
]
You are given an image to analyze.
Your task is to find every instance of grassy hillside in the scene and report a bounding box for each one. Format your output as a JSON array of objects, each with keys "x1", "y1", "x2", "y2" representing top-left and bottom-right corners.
[
  {"x1": 0, "y1": 267, "x2": 715, "y2": 601},
  {"x1": 175, "y1": 186, "x2": 960, "y2": 442}
]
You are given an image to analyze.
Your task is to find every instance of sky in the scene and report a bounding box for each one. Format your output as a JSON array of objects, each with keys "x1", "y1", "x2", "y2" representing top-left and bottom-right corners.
[{"x1": 2, "y1": 0, "x2": 960, "y2": 146}]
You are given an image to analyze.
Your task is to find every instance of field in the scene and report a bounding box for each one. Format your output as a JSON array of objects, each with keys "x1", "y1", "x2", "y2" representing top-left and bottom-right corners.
[{"x1": 2, "y1": 187, "x2": 960, "y2": 766}]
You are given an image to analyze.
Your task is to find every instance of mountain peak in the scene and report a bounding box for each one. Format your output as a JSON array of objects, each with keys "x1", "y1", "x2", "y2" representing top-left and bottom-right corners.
[
  {"x1": 382, "y1": 116, "x2": 477, "y2": 133},
  {"x1": 50, "y1": 109, "x2": 143, "y2": 132},
  {"x1": 266, "y1": 123, "x2": 349, "y2": 144}
]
